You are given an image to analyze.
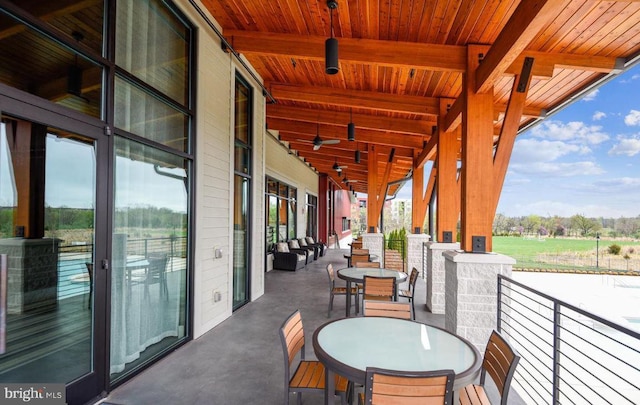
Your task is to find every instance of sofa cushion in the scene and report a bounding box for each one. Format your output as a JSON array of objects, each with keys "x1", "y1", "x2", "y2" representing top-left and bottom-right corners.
[
  {"x1": 296, "y1": 254, "x2": 306, "y2": 262},
  {"x1": 289, "y1": 240, "x2": 300, "y2": 249},
  {"x1": 276, "y1": 242, "x2": 289, "y2": 253},
  {"x1": 298, "y1": 238, "x2": 308, "y2": 247},
  {"x1": 306, "y1": 237, "x2": 315, "y2": 244}
]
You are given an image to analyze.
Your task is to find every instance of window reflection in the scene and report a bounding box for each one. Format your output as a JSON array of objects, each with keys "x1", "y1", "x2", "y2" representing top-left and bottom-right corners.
[
  {"x1": 110, "y1": 136, "x2": 188, "y2": 381},
  {"x1": 0, "y1": 12, "x2": 102, "y2": 118}
]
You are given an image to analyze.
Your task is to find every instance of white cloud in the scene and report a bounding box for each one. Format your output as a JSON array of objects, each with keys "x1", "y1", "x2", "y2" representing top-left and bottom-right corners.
[
  {"x1": 498, "y1": 200, "x2": 629, "y2": 218},
  {"x1": 589, "y1": 177, "x2": 640, "y2": 192},
  {"x1": 530, "y1": 120, "x2": 609, "y2": 144},
  {"x1": 510, "y1": 161, "x2": 604, "y2": 177},
  {"x1": 624, "y1": 110, "x2": 640, "y2": 126},
  {"x1": 608, "y1": 136, "x2": 640, "y2": 156},
  {"x1": 582, "y1": 89, "x2": 599, "y2": 101},
  {"x1": 592, "y1": 111, "x2": 606, "y2": 121},
  {"x1": 511, "y1": 138, "x2": 586, "y2": 164}
]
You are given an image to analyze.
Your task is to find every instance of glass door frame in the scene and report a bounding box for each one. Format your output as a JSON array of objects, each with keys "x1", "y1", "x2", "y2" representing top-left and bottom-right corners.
[{"x1": 0, "y1": 84, "x2": 111, "y2": 404}]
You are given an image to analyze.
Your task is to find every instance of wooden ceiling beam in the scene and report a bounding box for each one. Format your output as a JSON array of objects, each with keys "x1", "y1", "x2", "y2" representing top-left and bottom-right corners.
[
  {"x1": 226, "y1": 30, "x2": 467, "y2": 72},
  {"x1": 268, "y1": 83, "x2": 440, "y2": 116},
  {"x1": 476, "y1": 0, "x2": 569, "y2": 93},
  {"x1": 266, "y1": 104, "x2": 434, "y2": 135},
  {"x1": 282, "y1": 136, "x2": 415, "y2": 160},
  {"x1": 228, "y1": 30, "x2": 624, "y2": 78},
  {"x1": 270, "y1": 119, "x2": 426, "y2": 149}
]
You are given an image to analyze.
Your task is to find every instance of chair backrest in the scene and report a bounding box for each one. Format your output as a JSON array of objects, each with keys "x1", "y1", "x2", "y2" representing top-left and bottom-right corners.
[
  {"x1": 364, "y1": 367, "x2": 455, "y2": 404},
  {"x1": 355, "y1": 261, "x2": 380, "y2": 268},
  {"x1": 363, "y1": 300, "x2": 411, "y2": 319},
  {"x1": 288, "y1": 239, "x2": 301, "y2": 249},
  {"x1": 276, "y1": 242, "x2": 290, "y2": 253},
  {"x1": 363, "y1": 276, "x2": 395, "y2": 301},
  {"x1": 408, "y1": 267, "x2": 419, "y2": 291},
  {"x1": 326, "y1": 263, "x2": 335, "y2": 286},
  {"x1": 279, "y1": 310, "x2": 306, "y2": 381},
  {"x1": 481, "y1": 330, "x2": 520, "y2": 405},
  {"x1": 351, "y1": 248, "x2": 369, "y2": 255},
  {"x1": 351, "y1": 239, "x2": 363, "y2": 249},
  {"x1": 147, "y1": 253, "x2": 168, "y2": 280}
]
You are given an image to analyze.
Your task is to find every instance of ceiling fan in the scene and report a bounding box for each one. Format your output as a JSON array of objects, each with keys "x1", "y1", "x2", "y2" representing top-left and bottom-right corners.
[
  {"x1": 299, "y1": 123, "x2": 341, "y2": 150},
  {"x1": 332, "y1": 159, "x2": 348, "y2": 172}
]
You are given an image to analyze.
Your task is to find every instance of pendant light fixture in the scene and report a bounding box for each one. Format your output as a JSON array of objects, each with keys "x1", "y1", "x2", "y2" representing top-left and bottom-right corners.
[
  {"x1": 347, "y1": 107, "x2": 355, "y2": 141},
  {"x1": 355, "y1": 142, "x2": 361, "y2": 163},
  {"x1": 325, "y1": 0, "x2": 339, "y2": 75}
]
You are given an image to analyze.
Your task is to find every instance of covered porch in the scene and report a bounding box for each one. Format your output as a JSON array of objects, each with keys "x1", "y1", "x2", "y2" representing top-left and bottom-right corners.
[{"x1": 103, "y1": 248, "x2": 522, "y2": 404}]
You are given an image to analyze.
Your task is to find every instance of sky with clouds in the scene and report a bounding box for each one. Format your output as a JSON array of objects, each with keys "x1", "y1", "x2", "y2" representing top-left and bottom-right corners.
[
  {"x1": 396, "y1": 64, "x2": 640, "y2": 219},
  {"x1": 497, "y1": 64, "x2": 640, "y2": 218}
]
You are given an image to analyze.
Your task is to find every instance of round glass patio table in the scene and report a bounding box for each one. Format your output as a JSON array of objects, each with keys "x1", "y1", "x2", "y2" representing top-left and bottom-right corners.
[
  {"x1": 312, "y1": 317, "x2": 481, "y2": 405},
  {"x1": 337, "y1": 267, "x2": 407, "y2": 317}
]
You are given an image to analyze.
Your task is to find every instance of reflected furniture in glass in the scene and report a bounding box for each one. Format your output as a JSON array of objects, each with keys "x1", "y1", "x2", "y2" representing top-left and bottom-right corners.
[{"x1": 312, "y1": 317, "x2": 482, "y2": 405}]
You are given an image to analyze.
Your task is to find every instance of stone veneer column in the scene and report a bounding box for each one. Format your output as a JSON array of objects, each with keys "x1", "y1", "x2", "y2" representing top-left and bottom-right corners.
[
  {"x1": 0, "y1": 238, "x2": 60, "y2": 314},
  {"x1": 361, "y1": 233, "x2": 384, "y2": 264},
  {"x1": 443, "y1": 251, "x2": 515, "y2": 351},
  {"x1": 406, "y1": 233, "x2": 430, "y2": 276},
  {"x1": 425, "y1": 242, "x2": 460, "y2": 314}
]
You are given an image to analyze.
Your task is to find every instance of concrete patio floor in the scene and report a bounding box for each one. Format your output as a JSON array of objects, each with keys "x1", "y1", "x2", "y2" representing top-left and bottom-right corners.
[{"x1": 102, "y1": 248, "x2": 509, "y2": 405}]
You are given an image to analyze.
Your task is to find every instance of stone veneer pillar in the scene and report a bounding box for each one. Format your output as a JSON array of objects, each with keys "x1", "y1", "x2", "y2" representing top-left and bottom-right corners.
[
  {"x1": 361, "y1": 233, "x2": 384, "y2": 264},
  {"x1": 406, "y1": 233, "x2": 430, "y2": 276},
  {"x1": 425, "y1": 241, "x2": 460, "y2": 314},
  {"x1": 0, "y1": 238, "x2": 60, "y2": 314},
  {"x1": 443, "y1": 250, "x2": 515, "y2": 351}
]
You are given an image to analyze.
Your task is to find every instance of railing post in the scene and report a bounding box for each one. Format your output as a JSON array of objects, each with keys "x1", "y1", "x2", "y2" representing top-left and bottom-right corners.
[
  {"x1": 496, "y1": 275, "x2": 502, "y2": 332},
  {"x1": 552, "y1": 302, "x2": 561, "y2": 405}
]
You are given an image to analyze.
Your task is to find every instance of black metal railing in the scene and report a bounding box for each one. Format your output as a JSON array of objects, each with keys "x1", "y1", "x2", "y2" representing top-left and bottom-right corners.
[
  {"x1": 497, "y1": 275, "x2": 640, "y2": 404},
  {"x1": 57, "y1": 236, "x2": 187, "y2": 299}
]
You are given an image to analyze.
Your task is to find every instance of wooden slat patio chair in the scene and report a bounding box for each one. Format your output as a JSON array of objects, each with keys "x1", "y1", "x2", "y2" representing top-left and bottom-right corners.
[
  {"x1": 398, "y1": 267, "x2": 419, "y2": 319},
  {"x1": 355, "y1": 261, "x2": 380, "y2": 268},
  {"x1": 279, "y1": 309, "x2": 351, "y2": 405},
  {"x1": 459, "y1": 330, "x2": 520, "y2": 405},
  {"x1": 362, "y1": 300, "x2": 412, "y2": 319},
  {"x1": 326, "y1": 263, "x2": 359, "y2": 317},
  {"x1": 360, "y1": 367, "x2": 455, "y2": 405},
  {"x1": 362, "y1": 275, "x2": 396, "y2": 302}
]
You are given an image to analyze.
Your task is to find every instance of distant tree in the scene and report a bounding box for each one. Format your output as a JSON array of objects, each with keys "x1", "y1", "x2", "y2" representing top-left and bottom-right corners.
[
  {"x1": 571, "y1": 214, "x2": 601, "y2": 236},
  {"x1": 521, "y1": 215, "x2": 541, "y2": 234},
  {"x1": 493, "y1": 213, "x2": 509, "y2": 235}
]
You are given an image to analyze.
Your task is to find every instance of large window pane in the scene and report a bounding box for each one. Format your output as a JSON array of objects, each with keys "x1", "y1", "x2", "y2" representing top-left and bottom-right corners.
[
  {"x1": 115, "y1": 0, "x2": 189, "y2": 105},
  {"x1": 110, "y1": 136, "x2": 188, "y2": 381},
  {"x1": 114, "y1": 76, "x2": 188, "y2": 152},
  {"x1": 0, "y1": 12, "x2": 102, "y2": 118},
  {"x1": 0, "y1": 118, "x2": 95, "y2": 384},
  {"x1": 5, "y1": 1, "x2": 104, "y2": 54}
]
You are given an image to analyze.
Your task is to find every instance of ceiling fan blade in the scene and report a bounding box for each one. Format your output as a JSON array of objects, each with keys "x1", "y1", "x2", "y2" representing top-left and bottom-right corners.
[
  {"x1": 323, "y1": 139, "x2": 340, "y2": 145},
  {"x1": 313, "y1": 144, "x2": 321, "y2": 151}
]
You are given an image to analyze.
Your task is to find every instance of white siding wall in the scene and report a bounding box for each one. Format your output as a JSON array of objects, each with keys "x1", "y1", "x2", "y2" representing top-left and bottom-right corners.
[{"x1": 177, "y1": 1, "x2": 265, "y2": 338}]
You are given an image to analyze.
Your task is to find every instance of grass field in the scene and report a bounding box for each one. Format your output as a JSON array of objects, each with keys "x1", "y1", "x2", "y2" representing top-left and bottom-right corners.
[
  {"x1": 492, "y1": 236, "x2": 640, "y2": 271},
  {"x1": 493, "y1": 236, "x2": 599, "y2": 257}
]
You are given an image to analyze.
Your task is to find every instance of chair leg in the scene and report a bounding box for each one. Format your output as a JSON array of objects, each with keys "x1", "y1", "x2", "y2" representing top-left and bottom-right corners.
[
  {"x1": 328, "y1": 293, "x2": 333, "y2": 318},
  {"x1": 411, "y1": 296, "x2": 415, "y2": 320}
]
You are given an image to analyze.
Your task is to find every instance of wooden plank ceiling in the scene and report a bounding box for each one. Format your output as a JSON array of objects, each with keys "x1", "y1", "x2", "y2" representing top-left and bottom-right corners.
[{"x1": 205, "y1": 0, "x2": 639, "y2": 195}]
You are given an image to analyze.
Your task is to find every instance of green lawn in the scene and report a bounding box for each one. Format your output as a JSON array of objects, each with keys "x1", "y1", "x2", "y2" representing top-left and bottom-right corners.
[
  {"x1": 493, "y1": 236, "x2": 608, "y2": 270},
  {"x1": 493, "y1": 236, "x2": 600, "y2": 257}
]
